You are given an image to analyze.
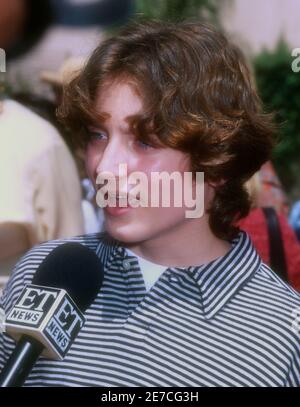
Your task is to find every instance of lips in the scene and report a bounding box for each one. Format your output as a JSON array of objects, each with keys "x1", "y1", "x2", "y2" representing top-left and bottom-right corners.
[
  {"x1": 115, "y1": 196, "x2": 130, "y2": 208},
  {"x1": 100, "y1": 191, "x2": 143, "y2": 208},
  {"x1": 102, "y1": 193, "x2": 133, "y2": 216},
  {"x1": 101, "y1": 192, "x2": 127, "y2": 207}
]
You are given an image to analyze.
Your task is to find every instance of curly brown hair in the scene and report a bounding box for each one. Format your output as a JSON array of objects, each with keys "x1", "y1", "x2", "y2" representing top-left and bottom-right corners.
[{"x1": 58, "y1": 19, "x2": 275, "y2": 240}]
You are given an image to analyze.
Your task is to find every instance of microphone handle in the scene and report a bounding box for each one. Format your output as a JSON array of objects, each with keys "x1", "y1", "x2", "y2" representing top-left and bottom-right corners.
[{"x1": 0, "y1": 335, "x2": 44, "y2": 387}]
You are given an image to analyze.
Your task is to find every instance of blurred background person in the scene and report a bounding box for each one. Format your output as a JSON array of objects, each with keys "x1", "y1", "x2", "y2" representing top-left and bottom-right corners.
[
  {"x1": 1, "y1": 0, "x2": 134, "y2": 99},
  {"x1": 0, "y1": 97, "x2": 84, "y2": 285},
  {"x1": 245, "y1": 161, "x2": 290, "y2": 216},
  {"x1": 289, "y1": 200, "x2": 300, "y2": 242},
  {"x1": 0, "y1": 0, "x2": 53, "y2": 60},
  {"x1": 238, "y1": 166, "x2": 300, "y2": 291}
]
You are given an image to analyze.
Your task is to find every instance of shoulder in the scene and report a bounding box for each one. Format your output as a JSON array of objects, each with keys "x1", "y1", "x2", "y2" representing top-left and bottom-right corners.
[
  {"x1": 0, "y1": 100, "x2": 68, "y2": 160},
  {"x1": 246, "y1": 262, "x2": 300, "y2": 345},
  {"x1": 234, "y1": 262, "x2": 300, "y2": 379},
  {"x1": 248, "y1": 262, "x2": 300, "y2": 322},
  {"x1": 1, "y1": 100, "x2": 58, "y2": 138},
  {"x1": 256, "y1": 262, "x2": 300, "y2": 304}
]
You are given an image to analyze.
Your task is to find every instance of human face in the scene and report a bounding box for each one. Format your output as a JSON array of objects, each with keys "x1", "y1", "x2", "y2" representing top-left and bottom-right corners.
[{"x1": 85, "y1": 79, "x2": 203, "y2": 246}]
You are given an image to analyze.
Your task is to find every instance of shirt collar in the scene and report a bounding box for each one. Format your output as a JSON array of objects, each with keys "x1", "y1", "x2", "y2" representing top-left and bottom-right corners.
[
  {"x1": 169, "y1": 230, "x2": 262, "y2": 319},
  {"x1": 95, "y1": 230, "x2": 262, "y2": 320},
  {"x1": 95, "y1": 232, "x2": 121, "y2": 270}
]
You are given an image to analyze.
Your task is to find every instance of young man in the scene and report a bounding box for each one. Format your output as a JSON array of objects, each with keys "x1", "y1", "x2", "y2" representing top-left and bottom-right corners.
[{"x1": 0, "y1": 20, "x2": 299, "y2": 386}]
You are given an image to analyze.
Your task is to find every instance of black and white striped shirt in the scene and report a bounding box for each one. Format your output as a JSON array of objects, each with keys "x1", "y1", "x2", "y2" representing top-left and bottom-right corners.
[{"x1": 0, "y1": 230, "x2": 300, "y2": 387}]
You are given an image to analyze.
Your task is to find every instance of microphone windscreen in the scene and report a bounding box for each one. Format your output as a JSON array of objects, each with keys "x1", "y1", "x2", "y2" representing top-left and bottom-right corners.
[{"x1": 32, "y1": 242, "x2": 104, "y2": 312}]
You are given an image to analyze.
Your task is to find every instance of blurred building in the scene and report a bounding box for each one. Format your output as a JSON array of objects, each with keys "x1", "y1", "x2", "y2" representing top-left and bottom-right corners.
[
  {"x1": 221, "y1": 0, "x2": 300, "y2": 54},
  {"x1": 4, "y1": 0, "x2": 300, "y2": 97}
]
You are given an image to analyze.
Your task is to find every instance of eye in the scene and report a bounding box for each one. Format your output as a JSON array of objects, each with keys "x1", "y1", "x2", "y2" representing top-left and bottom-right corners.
[
  {"x1": 136, "y1": 139, "x2": 153, "y2": 150},
  {"x1": 87, "y1": 128, "x2": 107, "y2": 142}
]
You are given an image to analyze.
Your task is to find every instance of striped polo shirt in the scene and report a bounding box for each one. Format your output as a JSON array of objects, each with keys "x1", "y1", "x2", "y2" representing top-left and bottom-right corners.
[{"x1": 0, "y1": 230, "x2": 299, "y2": 387}]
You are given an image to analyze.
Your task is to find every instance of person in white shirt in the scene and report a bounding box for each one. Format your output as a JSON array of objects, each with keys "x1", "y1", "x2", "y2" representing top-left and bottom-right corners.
[{"x1": 0, "y1": 99, "x2": 84, "y2": 276}]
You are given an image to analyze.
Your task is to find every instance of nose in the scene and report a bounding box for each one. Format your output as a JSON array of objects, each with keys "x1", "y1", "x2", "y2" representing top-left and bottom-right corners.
[
  {"x1": 95, "y1": 138, "x2": 129, "y2": 189},
  {"x1": 97, "y1": 136, "x2": 129, "y2": 173}
]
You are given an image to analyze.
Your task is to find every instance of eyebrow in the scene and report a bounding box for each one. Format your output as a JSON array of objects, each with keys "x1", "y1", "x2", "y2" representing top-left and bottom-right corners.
[
  {"x1": 87, "y1": 112, "x2": 136, "y2": 134},
  {"x1": 89, "y1": 112, "x2": 144, "y2": 131},
  {"x1": 93, "y1": 112, "x2": 111, "y2": 123}
]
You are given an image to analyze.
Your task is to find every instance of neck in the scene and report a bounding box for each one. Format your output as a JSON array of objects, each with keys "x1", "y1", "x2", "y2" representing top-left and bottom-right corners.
[{"x1": 123, "y1": 214, "x2": 232, "y2": 268}]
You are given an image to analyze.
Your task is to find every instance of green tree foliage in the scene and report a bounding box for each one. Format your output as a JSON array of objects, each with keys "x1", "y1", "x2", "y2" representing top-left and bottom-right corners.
[
  {"x1": 135, "y1": 0, "x2": 220, "y2": 24},
  {"x1": 253, "y1": 40, "x2": 300, "y2": 195}
]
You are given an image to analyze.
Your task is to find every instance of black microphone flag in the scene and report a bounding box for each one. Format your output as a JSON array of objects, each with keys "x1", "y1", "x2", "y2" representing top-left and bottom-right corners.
[{"x1": 0, "y1": 242, "x2": 104, "y2": 386}]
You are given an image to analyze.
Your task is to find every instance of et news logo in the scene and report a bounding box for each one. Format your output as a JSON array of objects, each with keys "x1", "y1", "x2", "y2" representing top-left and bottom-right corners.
[
  {"x1": 45, "y1": 296, "x2": 84, "y2": 354},
  {"x1": 7, "y1": 286, "x2": 59, "y2": 327},
  {"x1": 5, "y1": 285, "x2": 85, "y2": 359}
]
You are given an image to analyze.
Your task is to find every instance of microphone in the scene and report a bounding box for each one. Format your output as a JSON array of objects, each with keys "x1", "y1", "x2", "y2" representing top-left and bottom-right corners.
[{"x1": 0, "y1": 242, "x2": 104, "y2": 387}]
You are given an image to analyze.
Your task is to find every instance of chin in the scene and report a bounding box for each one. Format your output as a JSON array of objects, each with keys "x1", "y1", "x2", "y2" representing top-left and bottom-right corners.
[{"x1": 104, "y1": 220, "x2": 150, "y2": 244}]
